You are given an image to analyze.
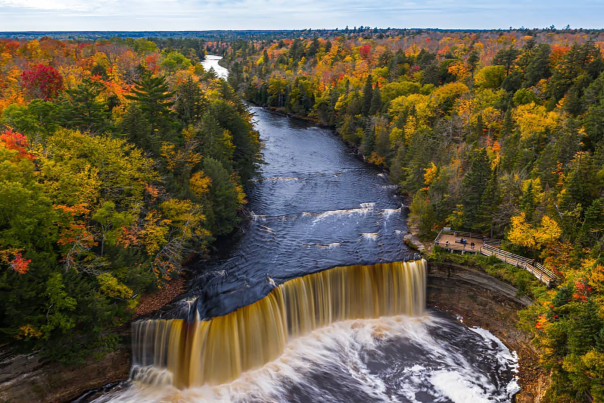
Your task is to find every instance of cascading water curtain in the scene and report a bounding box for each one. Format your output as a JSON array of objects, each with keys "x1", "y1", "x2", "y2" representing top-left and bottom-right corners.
[{"x1": 130, "y1": 259, "x2": 427, "y2": 388}]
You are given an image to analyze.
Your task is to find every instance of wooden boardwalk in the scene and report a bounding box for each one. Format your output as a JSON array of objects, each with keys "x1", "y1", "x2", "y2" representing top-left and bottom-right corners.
[
  {"x1": 434, "y1": 229, "x2": 558, "y2": 287},
  {"x1": 480, "y1": 244, "x2": 558, "y2": 287}
]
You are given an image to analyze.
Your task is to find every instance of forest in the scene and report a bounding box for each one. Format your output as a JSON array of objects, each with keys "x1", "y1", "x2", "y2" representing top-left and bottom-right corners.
[
  {"x1": 222, "y1": 30, "x2": 604, "y2": 401},
  {"x1": 0, "y1": 37, "x2": 260, "y2": 362},
  {"x1": 4, "y1": 28, "x2": 604, "y2": 401}
]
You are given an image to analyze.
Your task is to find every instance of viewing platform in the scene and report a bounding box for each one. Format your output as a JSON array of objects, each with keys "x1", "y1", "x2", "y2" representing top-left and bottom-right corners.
[
  {"x1": 434, "y1": 228, "x2": 558, "y2": 287},
  {"x1": 433, "y1": 228, "x2": 501, "y2": 253}
]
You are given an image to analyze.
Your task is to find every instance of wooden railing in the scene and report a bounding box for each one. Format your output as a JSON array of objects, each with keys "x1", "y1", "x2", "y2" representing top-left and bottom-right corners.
[
  {"x1": 433, "y1": 227, "x2": 558, "y2": 287},
  {"x1": 480, "y1": 244, "x2": 558, "y2": 287}
]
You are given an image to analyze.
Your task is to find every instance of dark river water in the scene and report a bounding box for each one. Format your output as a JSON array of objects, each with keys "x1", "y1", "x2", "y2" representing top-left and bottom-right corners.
[
  {"x1": 187, "y1": 107, "x2": 417, "y2": 321},
  {"x1": 88, "y1": 57, "x2": 520, "y2": 403}
]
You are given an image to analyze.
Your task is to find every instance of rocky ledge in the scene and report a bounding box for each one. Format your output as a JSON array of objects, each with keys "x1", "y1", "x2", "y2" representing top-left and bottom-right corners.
[
  {"x1": 0, "y1": 343, "x2": 130, "y2": 403},
  {"x1": 427, "y1": 260, "x2": 549, "y2": 403}
]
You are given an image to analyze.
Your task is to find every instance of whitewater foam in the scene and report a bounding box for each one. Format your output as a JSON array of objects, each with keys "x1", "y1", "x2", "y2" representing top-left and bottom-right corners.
[
  {"x1": 312, "y1": 203, "x2": 375, "y2": 224},
  {"x1": 430, "y1": 370, "x2": 492, "y2": 403},
  {"x1": 99, "y1": 313, "x2": 519, "y2": 403}
]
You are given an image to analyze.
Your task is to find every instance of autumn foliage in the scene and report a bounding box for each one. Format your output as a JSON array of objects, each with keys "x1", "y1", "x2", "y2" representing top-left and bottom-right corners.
[
  {"x1": 0, "y1": 128, "x2": 34, "y2": 160},
  {"x1": 10, "y1": 253, "x2": 31, "y2": 274},
  {"x1": 21, "y1": 64, "x2": 63, "y2": 100},
  {"x1": 0, "y1": 36, "x2": 259, "y2": 362}
]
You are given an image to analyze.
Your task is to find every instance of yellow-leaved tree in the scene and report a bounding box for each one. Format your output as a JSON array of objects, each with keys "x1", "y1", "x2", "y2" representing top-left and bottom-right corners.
[
  {"x1": 512, "y1": 102, "x2": 559, "y2": 140},
  {"x1": 508, "y1": 213, "x2": 562, "y2": 250}
]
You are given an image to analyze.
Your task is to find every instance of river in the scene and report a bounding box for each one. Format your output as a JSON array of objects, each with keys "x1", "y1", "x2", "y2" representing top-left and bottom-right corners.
[
  {"x1": 90, "y1": 57, "x2": 520, "y2": 403},
  {"x1": 202, "y1": 55, "x2": 229, "y2": 79}
]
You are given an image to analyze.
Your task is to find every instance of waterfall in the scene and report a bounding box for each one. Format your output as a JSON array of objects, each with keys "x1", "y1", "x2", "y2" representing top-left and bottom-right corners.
[{"x1": 130, "y1": 259, "x2": 427, "y2": 389}]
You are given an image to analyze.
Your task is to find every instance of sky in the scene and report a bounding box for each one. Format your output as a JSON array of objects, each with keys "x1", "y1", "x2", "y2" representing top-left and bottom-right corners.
[{"x1": 0, "y1": 0, "x2": 602, "y2": 31}]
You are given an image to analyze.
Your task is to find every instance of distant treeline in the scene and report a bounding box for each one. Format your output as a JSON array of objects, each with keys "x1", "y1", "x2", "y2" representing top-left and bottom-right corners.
[{"x1": 2, "y1": 27, "x2": 604, "y2": 42}]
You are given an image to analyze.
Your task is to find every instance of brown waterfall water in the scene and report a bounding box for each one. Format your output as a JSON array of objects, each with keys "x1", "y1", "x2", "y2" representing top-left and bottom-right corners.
[{"x1": 131, "y1": 260, "x2": 427, "y2": 389}]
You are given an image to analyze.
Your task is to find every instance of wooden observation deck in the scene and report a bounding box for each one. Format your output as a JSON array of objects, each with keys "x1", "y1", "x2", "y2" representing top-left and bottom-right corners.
[{"x1": 434, "y1": 228, "x2": 558, "y2": 287}]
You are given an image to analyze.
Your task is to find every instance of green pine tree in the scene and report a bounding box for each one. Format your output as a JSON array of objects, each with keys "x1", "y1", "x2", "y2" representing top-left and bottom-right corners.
[
  {"x1": 462, "y1": 148, "x2": 492, "y2": 229},
  {"x1": 568, "y1": 299, "x2": 602, "y2": 356},
  {"x1": 203, "y1": 157, "x2": 241, "y2": 236},
  {"x1": 125, "y1": 71, "x2": 177, "y2": 136},
  {"x1": 477, "y1": 165, "x2": 501, "y2": 235},
  {"x1": 362, "y1": 126, "x2": 375, "y2": 158},
  {"x1": 117, "y1": 104, "x2": 153, "y2": 151},
  {"x1": 175, "y1": 77, "x2": 207, "y2": 125},
  {"x1": 362, "y1": 75, "x2": 373, "y2": 116},
  {"x1": 369, "y1": 85, "x2": 382, "y2": 115},
  {"x1": 59, "y1": 79, "x2": 110, "y2": 134}
]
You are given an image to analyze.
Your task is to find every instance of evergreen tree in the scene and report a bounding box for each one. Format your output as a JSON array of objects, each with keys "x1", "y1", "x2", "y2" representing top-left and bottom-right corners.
[
  {"x1": 374, "y1": 125, "x2": 390, "y2": 161},
  {"x1": 467, "y1": 114, "x2": 482, "y2": 144},
  {"x1": 524, "y1": 44, "x2": 552, "y2": 87},
  {"x1": 118, "y1": 105, "x2": 153, "y2": 151},
  {"x1": 536, "y1": 141, "x2": 559, "y2": 188},
  {"x1": 578, "y1": 199, "x2": 604, "y2": 246},
  {"x1": 125, "y1": 71, "x2": 176, "y2": 135},
  {"x1": 59, "y1": 79, "x2": 110, "y2": 134},
  {"x1": 362, "y1": 126, "x2": 375, "y2": 157},
  {"x1": 369, "y1": 85, "x2": 382, "y2": 115},
  {"x1": 462, "y1": 148, "x2": 492, "y2": 229},
  {"x1": 468, "y1": 50, "x2": 480, "y2": 74},
  {"x1": 477, "y1": 165, "x2": 501, "y2": 235},
  {"x1": 564, "y1": 86, "x2": 583, "y2": 116},
  {"x1": 502, "y1": 70, "x2": 524, "y2": 92},
  {"x1": 568, "y1": 299, "x2": 602, "y2": 355},
  {"x1": 403, "y1": 130, "x2": 435, "y2": 193},
  {"x1": 596, "y1": 327, "x2": 604, "y2": 352},
  {"x1": 197, "y1": 112, "x2": 235, "y2": 169},
  {"x1": 416, "y1": 49, "x2": 436, "y2": 68},
  {"x1": 493, "y1": 46, "x2": 521, "y2": 76},
  {"x1": 175, "y1": 77, "x2": 207, "y2": 125},
  {"x1": 421, "y1": 64, "x2": 440, "y2": 86},
  {"x1": 390, "y1": 143, "x2": 407, "y2": 184},
  {"x1": 502, "y1": 107, "x2": 514, "y2": 137},
  {"x1": 206, "y1": 100, "x2": 260, "y2": 182},
  {"x1": 556, "y1": 119, "x2": 582, "y2": 166},
  {"x1": 561, "y1": 153, "x2": 599, "y2": 215},
  {"x1": 520, "y1": 181, "x2": 537, "y2": 221},
  {"x1": 362, "y1": 75, "x2": 373, "y2": 116},
  {"x1": 91, "y1": 64, "x2": 108, "y2": 80},
  {"x1": 203, "y1": 157, "x2": 241, "y2": 236}
]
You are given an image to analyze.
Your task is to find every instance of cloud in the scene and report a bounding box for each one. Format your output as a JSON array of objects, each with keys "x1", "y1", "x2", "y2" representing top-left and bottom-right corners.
[
  {"x1": 0, "y1": 0, "x2": 601, "y2": 31},
  {"x1": 0, "y1": 0, "x2": 102, "y2": 11}
]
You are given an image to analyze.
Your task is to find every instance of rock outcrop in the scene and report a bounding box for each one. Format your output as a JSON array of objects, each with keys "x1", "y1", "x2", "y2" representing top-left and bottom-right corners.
[
  {"x1": 427, "y1": 261, "x2": 549, "y2": 403},
  {"x1": 0, "y1": 340, "x2": 130, "y2": 403}
]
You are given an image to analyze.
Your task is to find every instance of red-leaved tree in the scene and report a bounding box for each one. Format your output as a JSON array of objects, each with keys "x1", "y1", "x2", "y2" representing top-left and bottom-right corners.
[
  {"x1": 359, "y1": 45, "x2": 371, "y2": 60},
  {"x1": 11, "y1": 253, "x2": 31, "y2": 275},
  {"x1": 21, "y1": 64, "x2": 64, "y2": 100},
  {"x1": 0, "y1": 128, "x2": 34, "y2": 160}
]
